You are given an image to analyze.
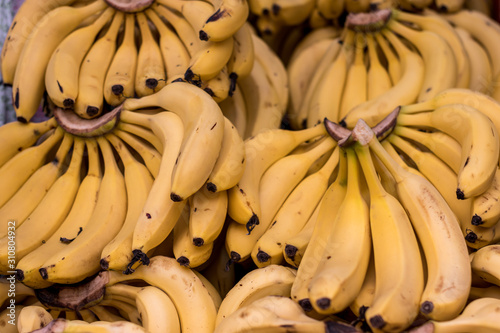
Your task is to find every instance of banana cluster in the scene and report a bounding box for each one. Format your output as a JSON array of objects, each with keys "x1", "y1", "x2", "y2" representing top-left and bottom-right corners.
[
  {"x1": 1, "y1": 0, "x2": 250, "y2": 123},
  {"x1": 287, "y1": 7, "x2": 500, "y2": 130}
]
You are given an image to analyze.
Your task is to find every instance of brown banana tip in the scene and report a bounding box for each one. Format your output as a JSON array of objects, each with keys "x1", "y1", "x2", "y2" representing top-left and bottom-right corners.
[
  {"x1": 345, "y1": 8, "x2": 392, "y2": 32},
  {"x1": 39, "y1": 268, "x2": 49, "y2": 280},
  {"x1": 471, "y1": 214, "x2": 483, "y2": 226},
  {"x1": 465, "y1": 231, "x2": 478, "y2": 243},
  {"x1": 230, "y1": 251, "x2": 241, "y2": 263},
  {"x1": 104, "y1": 0, "x2": 154, "y2": 12},
  {"x1": 228, "y1": 73, "x2": 238, "y2": 97},
  {"x1": 369, "y1": 315, "x2": 386, "y2": 329},
  {"x1": 111, "y1": 85, "x2": 124, "y2": 96},
  {"x1": 100, "y1": 258, "x2": 109, "y2": 271},
  {"x1": 206, "y1": 182, "x2": 217, "y2": 192},
  {"x1": 184, "y1": 68, "x2": 196, "y2": 83},
  {"x1": 420, "y1": 301, "x2": 434, "y2": 314},
  {"x1": 271, "y1": 3, "x2": 280, "y2": 15},
  {"x1": 324, "y1": 117, "x2": 352, "y2": 142},
  {"x1": 132, "y1": 249, "x2": 150, "y2": 266},
  {"x1": 16, "y1": 116, "x2": 27, "y2": 124},
  {"x1": 373, "y1": 106, "x2": 401, "y2": 140},
  {"x1": 193, "y1": 237, "x2": 205, "y2": 247},
  {"x1": 63, "y1": 99, "x2": 74, "y2": 108},
  {"x1": 245, "y1": 214, "x2": 259, "y2": 234},
  {"x1": 438, "y1": 5, "x2": 448, "y2": 12},
  {"x1": 316, "y1": 297, "x2": 331, "y2": 310},
  {"x1": 145, "y1": 78, "x2": 158, "y2": 89},
  {"x1": 456, "y1": 188, "x2": 465, "y2": 200},
  {"x1": 199, "y1": 30, "x2": 209, "y2": 41},
  {"x1": 15, "y1": 269, "x2": 24, "y2": 281},
  {"x1": 170, "y1": 193, "x2": 183, "y2": 202},
  {"x1": 177, "y1": 256, "x2": 190, "y2": 267},
  {"x1": 284, "y1": 245, "x2": 298, "y2": 259},
  {"x1": 256, "y1": 250, "x2": 270, "y2": 263},
  {"x1": 86, "y1": 106, "x2": 99, "y2": 117},
  {"x1": 298, "y1": 299, "x2": 313, "y2": 312}
]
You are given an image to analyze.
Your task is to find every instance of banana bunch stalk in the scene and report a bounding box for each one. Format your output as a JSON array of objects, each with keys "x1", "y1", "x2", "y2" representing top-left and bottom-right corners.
[{"x1": 1, "y1": 0, "x2": 251, "y2": 123}]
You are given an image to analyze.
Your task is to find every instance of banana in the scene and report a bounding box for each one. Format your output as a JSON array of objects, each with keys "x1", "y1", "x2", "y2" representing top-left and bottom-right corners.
[
  {"x1": 227, "y1": 22, "x2": 254, "y2": 96},
  {"x1": 269, "y1": 0, "x2": 315, "y2": 25},
  {"x1": 454, "y1": 27, "x2": 492, "y2": 95},
  {"x1": 386, "y1": 17, "x2": 457, "y2": 102},
  {"x1": 219, "y1": 84, "x2": 247, "y2": 138},
  {"x1": 17, "y1": 306, "x2": 53, "y2": 333},
  {"x1": 339, "y1": 32, "x2": 368, "y2": 120},
  {"x1": 397, "y1": 104, "x2": 500, "y2": 199},
  {"x1": 375, "y1": 27, "x2": 401, "y2": 85},
  {"x1": 45, "y1": 7, "x2": 116, "y2": 109},
  {"x1": 463, "y1": 220, "x2": 500, "y2": 250},
  {"x1": 307, "y1": 147, "x2": 371, "y2": 315},
  {"x1": 116, "y1": 111, "x2": 186, "y2": 268},
  {"x1": 38, "y1": 318, "x2": 147, "y2": 332},
  {"x1": 14, "y1": 139, "x2": 101, "y2": 289},
  {"x1": 189, "y1": 187, "x2": 228, "y2": 247},
  {"x1": 341, "y1": 28, "x2": 425, "y2": 128},
  {"x1": 393, "y1": 9, "x2": 470, "y2": 89},
  {"x1": 116, "y1": 122, "x2": 163, "y2": 153},
  {"x1": 199, "y1": 0, "x2": 249, "y2": 42},
  {"x1": 79, "y1": 309, "x2": 97, "y2": 323},
  {"x1": 443, "y1": 10, "x2": 500, "y2": 102},
  {"x1": 391, "y1": 125, "x2": 461, "y2": 174},
  {"x1": 0, "y1": 136, "x2": 83, "y2": 273},
  {"x1": 200, "y1": 66, "x2": 231, "y2": 103},
  {"x1": 113, "y1": 129, "x2": 161, "y2": 178},
  {"x1": 345, "y1": 0, "x2": 371, "y2": 12},
  {"x1": 350, "y1": 254, "x2": 375, "y2": 318},
  {"x1": 366, "y1": 33, "x2": 392, "y2": 100},
  {"x1": 288, "y1": 26, "x2": 341, "y2": 64},
  {"x1": 103, "y1": 14, "x2": 138, "y2": 107},
  {"x1": 388, "y1": 134, "x2": 472, "y2": 229},
  {"x1": 470, "y1": 244, "x2": 500, "y2": 287},
  {"x1": 215, "y1": 265, "x2": 297, "y2": 326},
  {"x1": 135, "y1": 12, "x2": 166, "y2": 98},
  {"x1": 12, "y1": 0, "x2": 108, "y2": 123},
  {"x1": 38, "y1": 136, "x2": 127, "y2": 285},
  {"x1": 355, "y1": 138, "x2": 423, "y2": 332},
  {"x1": 435, "y1": 0, "x2": 465, "y2": 12},
  {"x1": 226, "y1": 136, "x2": 335, "y2": 263},
  {"x1": 145, "y1": 9, "x2": 190, "y2": 83},
  {"x1": 471, "y1": 167, "x2": 500, "y2": 228},
  {"x1": 96, "y1": 297, "x2": 141, "y2": 325},
  {"x1": 282, "y1": 202, "x2": 320, "y2": 268},
  {"x1": 185, "y1": 37, "x2": 234, "y2": 84},
  {"x1": 359, "y1": 119, "x2": 471, "y2": 321},
  {"x1": 0, "y1": 131, "x2": 73, "y2": 239},
  {"x1": 290, "y1": 147, "x2": 348, "y2": 312},
  {"x1": 156, "y1": 0, "x2": 213, "y2": 34},
  {"x1": 74, "y1": 11, "x2": 124, "y2": 119},
  {"x1": 206, "y1": 117, "x2": 245, "y2": 193},
  {"x1": 135, "y1": 286, "x2": 181, "y2": 333},
  {"x1": 123, "y1": 81, "x2": 225, "y2": 202},
  {"x1": 0, "y1": 117, "x2": 57, "y2": 168},
  {"x1": 469, "y1": 286, "x2": 500, "y2": 300},
  {"x1": 100, "y1": 133, "x2": 154, "y2": 273},
  {"x1": 239, "y1": 57, "x2": 283, "y2": 138},
  {"x1": 251, "y1": 146, "x2": 338, "y2": 267},
  {"x1": 89, "y1": 305, "x2": 127, "y2": 322},
  {"x1": 410, "y1": 297, "x2": 500, "y2": 333},
  {"x1": 105, "y1": 255, "x2": 217, "y2": 333},
  {"x1": 317, "y1": 0, "x2": 345, "y2": 19},
  {"x1": 0, "y1": 126, "x2": 63, "y2": 208},
  {"x1": 0, "y1": 0, "x2": 77, "y2": 85}
]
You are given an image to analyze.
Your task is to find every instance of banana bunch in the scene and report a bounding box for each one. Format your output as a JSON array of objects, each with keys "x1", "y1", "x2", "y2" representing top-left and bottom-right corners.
[
  {"x1": 290, "y1": 118, "x2": 471, "y2": 332},
  {"x1": 2, "y1": 0, "x2": 250, "y2": 123}
]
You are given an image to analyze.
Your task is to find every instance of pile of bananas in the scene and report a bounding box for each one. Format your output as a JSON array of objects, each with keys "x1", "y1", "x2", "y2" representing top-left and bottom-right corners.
[{"x1": 3, "y1": 0, "x2": 500, "y2": 332}]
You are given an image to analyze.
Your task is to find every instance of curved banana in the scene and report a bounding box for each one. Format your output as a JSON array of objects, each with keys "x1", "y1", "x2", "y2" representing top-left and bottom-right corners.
[
  {"x1": 45, "y1": 7, "x2": 116, "y2": 109},
  {"x1": 105, "y1": 255, "x2": 218, "y2": 333},
  {"x1": 38, "y1": 136, "x2": 127, "y2": 284},
  {"x1": 470, "y1": 244, "x2": 500, "y2": 287},
  {"x1": 17, "y1": 306, "x2": 53, "y2": 333},
  {"x1": 74, "y1": 11, "x2": 124, "y2": 119},
  {"x1": 366, "y1": 33, "x2": 392, "y2": 100},
  {"x1": 16, "y1": 139, "x2": 101, "y2": 289},
  {"x1": 123, "y1": 81, "x2": 225, "y2": 202},
  {"x1": 219, "y1": 84, "x2": 247, "y2": 138},
  {"x1": 116, "y1": 122, "x2": 163, "y2": 153},
  {"x1": 227, "y1": 22, "x2": 254, "y2": 95},
  {"x1": 185, "y1": 37, "x2": 234, "y2": 84},
  {"x1": 0, "y1": 0, "x2": 78, "y2": 85},
  {"x1": 104, "y1": 14, "x2": 138, "y2": 106},
  {"x1": 199, "y1": 0, "x2": 249, "y2": 42},
  {"x1": 463, "y1": 220, "x2": 500, "y2": 250},
  {"x1": 435, "y1": 0, "x2": 465, "y2": 12},
  {"x1": 135, "y1": 285, "x2": 181, "y2": 333},
  {"x1": 471, "y1": 167, "x2": 500, "y2": 228},
  {"x1": 100, "y1": 133, "x2": 154, "y2": 273}
]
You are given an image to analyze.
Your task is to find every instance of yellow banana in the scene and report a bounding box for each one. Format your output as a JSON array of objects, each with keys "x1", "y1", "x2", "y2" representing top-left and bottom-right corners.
[
  {"x1": 135, "y1": 286, "x2": 181, "y2": 333},
  {"x1": 17, "y1": 306, "x2": 53, "y2": 333},
  {"x1": 227, "y1": 22, "x2": 254, "y2": 96},
  {"x1": 345, "y1": 0, "x2": 371, "y2": 12},
  {"x1": 317, "y1": 0, "x2": 345, "y2": 19},
  {"x1": 435, "y1": 0, "x2": 465, "y2": 12},
  {"x1": 218, "y1": 84, "x2": 247, "y2": 138},
  {"x1": 366, "y1": 32, "x2": 392, "y2": 100},
  {"x1": 471, "y1": 167, "x2": 500, "y2": 228},
  {"x1": 200, "y1": 66, "x2": 231, "y2": 103},
  {"x1": 116, "y1": 122, "x2": 163, "y2": 153},
  {"x1": 470, "y1": 244, "x2": 500, "y2": 286},
  {"x1": 199, "y1": 0, "x2": 249, "y2": 42}
]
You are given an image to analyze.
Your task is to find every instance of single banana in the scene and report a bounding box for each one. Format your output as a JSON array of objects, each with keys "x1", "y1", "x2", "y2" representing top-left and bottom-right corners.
[
  {"x1": 123, "y1": 81, "x2": 225, "y2": 202},
  {"x1": 105, "y1": 255, "x2": 218, "y2": 333},
  {"x1": 227, "y1": 22, "x2": 254, "y2": 96},
  {"x1": 215, "y1": 265, "x2": 297, "y2": 326},
  {"x1": 350, "y1": 255, "x2": 376, "y2": 318},
  {"x1": 366, "y1": 32, "x2": 392, "y2": 100},
  {"x1": 218, "y1": 84, "x2": 247, "y2": 138},
  {"x1": 135, "y1": 285, "x2": 181, "y2": 333},
  {"x1": 0, "y1": 127, "x2": 64, "y2": 208},
  {"x1": 185, "y1": 37, "x2": 234, "y2": 84},
  {"x1": 397, "y1": 104, "x2": 499, "y2": 199},
  {"x1": 17, "y1": 306, "x2": 53, "y2": 333},
  {"x1": 360, "y1": 119, "x2": 470, "y2": 321},
  {"x1": 100, "y1": 133, "x2": 154, "y2": 273},
  {"x1": 470, "y1": 244, "x2": 500, "y2": 287},
  {"x1": 11, "y1": 0, "x2": 108, "y2": 123},
  {"x1": 435, "y1": 0, "x2": 465, "y2": 12},
  {"x1": 0, "y1": 136, "x2": 84, "y2": 273},
  {"x1": 471, "y1": 167, "x2": 500, "y2": 228},
  {"x1": 15, "y1": 139, "x2": 101, "y2": 289},
  {"x1": 199, "y1": 0, "x2": 249, "y2": 42},
  {"x1": 103, "y1": 14, "x2": 138, "y2": 106},
  {"x1": 116, "y1": 122, "x2": 163, "y2": 153},
  {"x1": 45, "y1": 7, "x2": 116, "y2": 109},
  {"x1": 463, "y1": 219, "x2": 500, "y2": 250},
  {"x1": 317, "y1": 0, "x2": 345, "y2": 19},
  {"x1": 469, "y1": 285, "x2": 500, "y2": 300},
  {"x1": 38, "y1": 136, "x2": 127, "y2": 285},
  {"x1": 200, "y1": 66, "x2": 231, "y2": 103},
  {"x1": 355, "y1": 138, "x2": 424, "y2": 332},
  {"x1": 135, "y1": 12, "x2": 166, "y2": 98},
  {"x1": 0, "y1": 0, "x2": 77, "y2": 85}
]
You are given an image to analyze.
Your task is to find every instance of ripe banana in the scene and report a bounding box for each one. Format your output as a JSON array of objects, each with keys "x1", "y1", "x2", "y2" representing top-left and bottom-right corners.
[
  {"x1": 470, "y1": 244, "x2": 500, "y2": 287},
  {"x1": 366, "y1": 33, "x2": 392, "y2": 100},
  {"x1": 17, "y1": 306, "x2": 53, "y2": 333},
  {"x1": 435, "y1": 0, "x2": 465, "y2": 12},
  {"x1": 471, "y1": 167, "x2": 500, "y2": 228},
  {"x1": 218, "y1": 84, "x2": 247, "y2": 138},
  {"x1": 200, "y1": 0, "x2": 249, "y2": 42},
  {"x1": 227, "y1": 22, "x2": 254, "y2": 95},
  {"x1": 135, "y1": 286, "x2": 181, "y2": 333}
]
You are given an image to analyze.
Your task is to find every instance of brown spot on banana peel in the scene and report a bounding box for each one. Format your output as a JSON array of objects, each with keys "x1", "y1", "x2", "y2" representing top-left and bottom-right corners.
[
  {"x1": 54, "y1": 104, "x2": 122, "y2": 137},
  {"x1": 104, "y1": 0, "x2": 154, "y2": 12},
  {"x1": 345, "y1": 9, "x2": 392, "y2": 33},
  {"x1": 34, "y1": 272, "x2": 108, "y2": 311}
]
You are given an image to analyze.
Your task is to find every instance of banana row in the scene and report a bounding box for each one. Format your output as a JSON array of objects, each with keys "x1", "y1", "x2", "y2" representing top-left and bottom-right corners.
[{"x1": 2, "y1": 0, "x2": 249, "y2": 123}]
